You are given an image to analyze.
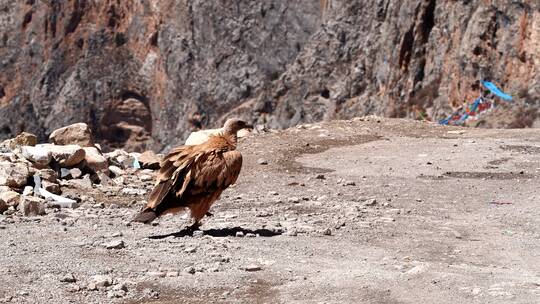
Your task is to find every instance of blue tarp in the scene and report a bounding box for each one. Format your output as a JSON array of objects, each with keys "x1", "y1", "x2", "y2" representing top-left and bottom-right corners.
[{"x1": 481, "y1": 81, "x2": 513, "y2": 101}]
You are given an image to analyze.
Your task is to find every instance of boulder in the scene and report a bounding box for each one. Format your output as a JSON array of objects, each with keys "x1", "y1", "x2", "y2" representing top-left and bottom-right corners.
[
  {"x1": 0, "y1": 191, "x2": 21, "y2": 207},
  {"x1": 0, "y1": 132, "x2": 38, "y2": 151},
  {"x1": 21, "y1": 146, "x2": 52, "y2": 166},
  {"x1": 19, "y1": 196, "x2": 46, "y2": 216},
  {"x1": 12, "y1": 132, "x2": 38, "y2": 147},
  {"x1": 38, "y1": 144, "x2": 86, "y2": 167},
  {"x1": 49, "y1": 123, "x2": 94, "y2": 147},
  {"x1": 0, "y1": 161, "x2": 30, "y2": 188},
  {"x1": 83, "y1": 147, "x2": 109, "y2": 173},
  {"x1": 138, "y1": 151, "x2": 161, "y2": 170}
]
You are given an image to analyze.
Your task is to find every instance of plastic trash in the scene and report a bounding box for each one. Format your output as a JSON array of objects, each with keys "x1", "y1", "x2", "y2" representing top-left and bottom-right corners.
[
  {"x1": 133, "y1": 157, "x2": 141, "y2": 169},
  {"x1": 33, "y1": 175, "x2": 78, "y2": 205}
]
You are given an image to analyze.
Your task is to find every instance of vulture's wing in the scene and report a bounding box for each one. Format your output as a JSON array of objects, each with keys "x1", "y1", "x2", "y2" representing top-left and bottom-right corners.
[{"x1": 188, "y1": 150, "x2": 243, "y2": 195}]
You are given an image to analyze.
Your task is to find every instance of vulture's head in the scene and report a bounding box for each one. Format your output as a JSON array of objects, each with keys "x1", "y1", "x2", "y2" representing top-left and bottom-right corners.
[{"x1": 223, "y1": 118, "x2": 251, "y2": 135}]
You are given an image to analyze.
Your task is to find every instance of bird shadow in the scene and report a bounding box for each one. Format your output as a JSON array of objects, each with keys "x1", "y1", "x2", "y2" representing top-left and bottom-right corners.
[{"x1": 148, "y1": 226, "x2": 283, "y2": 239}]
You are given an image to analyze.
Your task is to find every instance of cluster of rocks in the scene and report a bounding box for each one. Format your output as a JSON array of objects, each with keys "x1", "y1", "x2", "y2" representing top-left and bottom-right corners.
[{"x1": 0, "y1": 123, "x2": 161, "y2": 217}]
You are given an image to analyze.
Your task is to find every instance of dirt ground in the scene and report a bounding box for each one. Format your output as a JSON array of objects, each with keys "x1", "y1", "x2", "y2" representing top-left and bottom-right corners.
[{"x1": 1, "y1": 117, "x2": 539, "y2": 304}]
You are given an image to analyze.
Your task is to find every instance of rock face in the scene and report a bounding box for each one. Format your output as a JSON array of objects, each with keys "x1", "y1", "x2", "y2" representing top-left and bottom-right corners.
[{"x1": 0, "y1": 1, "x2": 538, "y2": 151}]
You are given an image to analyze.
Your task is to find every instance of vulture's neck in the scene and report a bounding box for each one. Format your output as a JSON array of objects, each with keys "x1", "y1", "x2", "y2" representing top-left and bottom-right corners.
[{"x1": 222, "y1": 131, "x2": 238, "y2": 149}]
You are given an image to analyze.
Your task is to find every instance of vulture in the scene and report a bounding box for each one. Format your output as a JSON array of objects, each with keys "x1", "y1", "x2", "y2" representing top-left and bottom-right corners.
[{"x1": 133, "y1": 118, "x2": 250, "y2": 229}]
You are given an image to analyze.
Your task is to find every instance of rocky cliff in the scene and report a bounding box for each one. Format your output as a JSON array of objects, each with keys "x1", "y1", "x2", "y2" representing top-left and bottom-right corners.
[{"x1": 0, "y1": 0, "x2": 539, "y2": 151}]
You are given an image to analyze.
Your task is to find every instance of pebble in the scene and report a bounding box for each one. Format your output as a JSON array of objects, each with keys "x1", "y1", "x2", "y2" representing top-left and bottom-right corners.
[
  {"x1": 166, "y1": 271, "x2": 179, "y2": 277},
  {"x1": 235, "y1": 231, "x2": 245, "y2": 237},
  {"x1": 102, "y1": 240, "x2": 125, "y2": 249},
  {"x1": 242, "y1": 264, "x2": 262, "y2": 272},
  {"x1": 60, "y1": 273, "x2": 77, "y2": 283},
  {"x1": 107, "y1": 290, "x2": 126, "y2": 298},
  {"x1": 245, "y1": 233, "x2": 256, "y2": 238},
  {"x1": 184, "y1": 266, "x2": 196, "y2": 274},
  {"x1": 147, "y1": 271, "x2": 166, "y2": 278},
  {"x1": 315, "y1": 174, "x2": 326, "y2": 179},
  {"x1": 184, "y1": 247, "x2": 197, "y2": 253},
  {"x1": 363, "y1": 199, "x2": 377, "y2": 206},
  {"x1": 89, "y1": 275, "x2": 113, "y2": 288},
  {"x1": 143, "y1": 288, "x2": 160, "y2": 299},
  {"x1": 288, "y1": 197, "x2": 300, "y2": 204},
  {"x1": 257, "y1": 158, "x2": 268, "y2": 165},
  {"x1": 322, "y1": 228, "x2": 332, "y2": 236},
  {"x1": 139, "y1": 175, "x2": 153, "y2": 182}
]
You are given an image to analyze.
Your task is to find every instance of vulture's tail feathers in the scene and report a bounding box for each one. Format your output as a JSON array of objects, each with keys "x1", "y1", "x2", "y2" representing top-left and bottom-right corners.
[{"x1": 132, "y1": 208, "x2": 158, "y2": 224}]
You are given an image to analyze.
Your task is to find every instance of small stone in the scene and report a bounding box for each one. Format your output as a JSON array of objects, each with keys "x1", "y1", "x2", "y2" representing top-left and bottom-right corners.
[
  {"x1": 268, "y1": 191, "x2": 278, "y2": 196},
  {"x1": 93, "y1": 202, "x2": 105, "y2": 209},
  {"x1": 363, "y1": 199, "x2": 377, "y2": 206},
  {"x1": 143, "y1": 288, "x2": 160, "y2": 299},
  {"x1": 0, "y1": 200, "x2": 7, "y2": 214},
  {"x1": 138, "y1": 151, "x2": 161, "y2": 169},
  {"x1": 102, "y1": 240, "x2": 125, "y2": 249},
  {"x1": 241, "y1": 264, "x2": 262, "y2": 272},
  {"x1": 42, "y1": 180, "x2": 61, "y2": 195},
  {"x1": 166, "y1": 271, "x2": 179, "y2": 277},
  {"x1": 315, "y1": 174, "x2": 326, "y2": 179},
  {"x1": 49, "y1": 123, "x2": 94, "y2": 147},
  {"x1": 185, "y1": 247, "x2": 197, "y2": 253},
  {"x1": 416, "y1": 198, "x2": 423, "y2": 202},
  {"x1": 322, "y1": 228, "x2": 332, "y2": 236},
  {"x1": 147, "y1": 271, "x2": 166, "y2": 278},
  {"x1": 69, "y1": 168, "x2": 82, "y2": 179},
  {"x1": 113, "y1": 283, "x2": 128, "y2": 292},
  {"x1": 235, "y1": 231, "x2": 245, "y2": 237},
  {"x1": 288, "y1": 197, "x2": 300, "y2": 204},
  {"x1": 108, "y1": 166, "x2": 125, "y2": 177},
  {"x1": 37, "y1": 169, "x2": 58, "y2": 183},
  {"x1": 19, "y1": 196, "x2": 46, "y2": 216},
  {"x1": 60, "y1": 273, "x2": 77, "y2": 283},
  {"x1": 184, "y1": 266, "x2": 196, "y2": 274},
  {"x1": 107, "y1": 290, "x2": 126, "y2": 298},
  {"x1": 139, "y1": 175, "x2": 153, "y2": 182},
  {"x1": 342, "y1": 180, "x2": 356, "y2": 186},
  {"x1": 245, "y1": 233, "x2": 256, "y2": 238},
  {"x1": 89, "y1": 275, "x2": 113, "y2": 288},
  {"x1": 121, "y1": 188, "x2": 146, "y2": 195},
  {"x1": 257, "y1": 158, "x2": 268, "y2": 165}
]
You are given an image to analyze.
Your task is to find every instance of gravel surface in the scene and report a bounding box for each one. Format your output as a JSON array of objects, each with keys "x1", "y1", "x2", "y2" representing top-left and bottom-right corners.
[{"x1": 1, "y1": 117, "x2": 539, "y2": 303}]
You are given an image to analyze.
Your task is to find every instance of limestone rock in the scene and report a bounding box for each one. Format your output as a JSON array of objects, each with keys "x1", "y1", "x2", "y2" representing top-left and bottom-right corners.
[
  {"x1": 0, "y1": 191, "x2": 21, "y2": 207},
  {"x1": 21, "y1": 146, "x2": 52, "y2": 166},
  {"x1": 38, "y1": 144, "x2": 86, "y2": 167},
  {"x1": 0, "y1": 161, "x2": 30, "y2": 188},
  {"x1": 83, "y1": 147, "x2": 109, "y2": 174},
  {"x1": 49, "y1": 123, "x2": 94, "y2": 147},
  {"x1": 36, "y1": 169, "x2": 58, "y2": 183},
  {"x1": 138, "y1": 151, "x2": 161, "y2": 170},
  {"x1": 19, "y1": 196, "x2": 46, "y2": 216}
]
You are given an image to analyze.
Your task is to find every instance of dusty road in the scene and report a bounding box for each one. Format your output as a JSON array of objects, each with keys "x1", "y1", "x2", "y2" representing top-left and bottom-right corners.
[{"x1": 1, "y1": 117, "x2": 539, "y2": 303}]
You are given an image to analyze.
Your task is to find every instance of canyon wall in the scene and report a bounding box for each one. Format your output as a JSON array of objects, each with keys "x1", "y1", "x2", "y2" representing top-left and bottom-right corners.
[{"x1": 0, "y1": 0, "x2": 538, "y2": 151}]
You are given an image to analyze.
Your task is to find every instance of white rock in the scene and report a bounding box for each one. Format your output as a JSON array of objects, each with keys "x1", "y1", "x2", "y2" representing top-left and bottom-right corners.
[
  {"x1": 49, "y1": 123, "x2": 94, "y2": 147},
  {"x1": 0, "y1": 161, "x2": 30, "y2": 188},
  {"x1": 83, "y1": 147, "x2": 109, "y2": 173},
  {"x1": 37, "y1": 144, "x2": 86, "y2": 167},
  {"x1": 21, "y1": 146, "x2": 52, "y2": 165}
]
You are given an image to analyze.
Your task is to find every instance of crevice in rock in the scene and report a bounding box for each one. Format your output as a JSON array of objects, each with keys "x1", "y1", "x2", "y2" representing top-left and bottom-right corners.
[
  {"x1": 418, "y1": 0, "x2": 436, "y2": 44},
  {"x1": 64, "y1": 0, "x2": 85, "y2": 35},
  {"x1": 398, "y1": 25, "x2": 415, "y2": 71},
  {"x1": 22, "y1": 10, "x2": 33, "y2": 29}
]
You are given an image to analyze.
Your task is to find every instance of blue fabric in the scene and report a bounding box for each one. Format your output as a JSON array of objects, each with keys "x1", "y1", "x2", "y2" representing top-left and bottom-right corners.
[{"x1": 482, "y1": 81, "x2": 513, "y2": 101}]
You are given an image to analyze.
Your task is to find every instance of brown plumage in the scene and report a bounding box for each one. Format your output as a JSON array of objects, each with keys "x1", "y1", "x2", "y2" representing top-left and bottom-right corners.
[{"x1": 133, "y1": 119, "x2": 249, "y2": 227}]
